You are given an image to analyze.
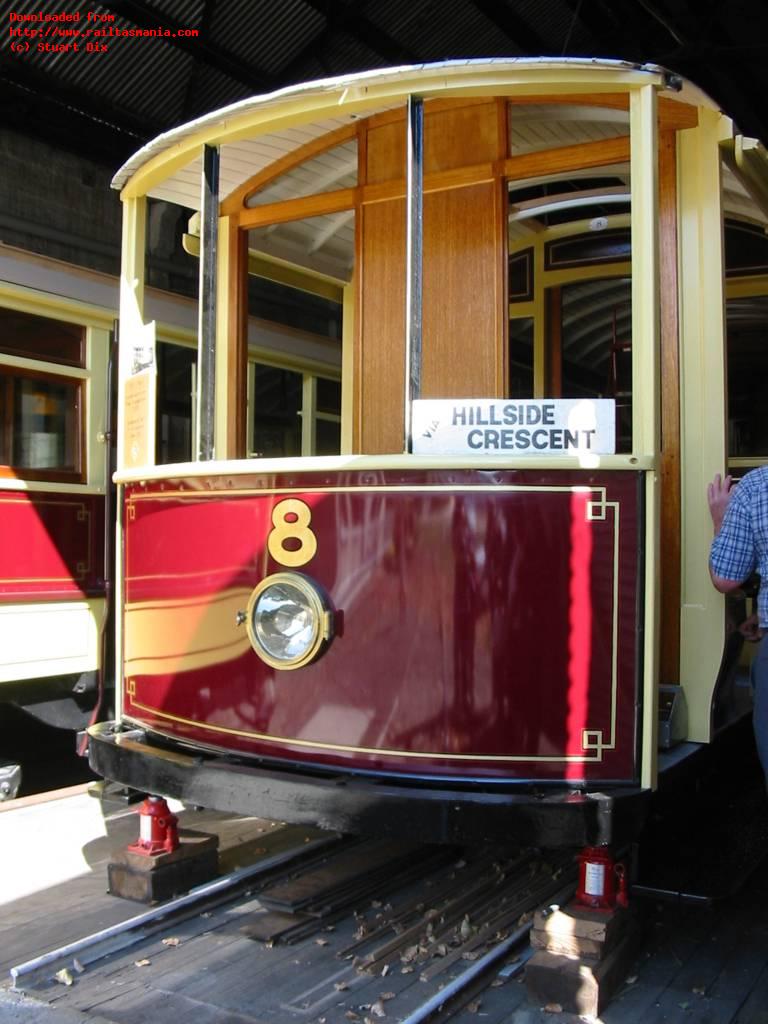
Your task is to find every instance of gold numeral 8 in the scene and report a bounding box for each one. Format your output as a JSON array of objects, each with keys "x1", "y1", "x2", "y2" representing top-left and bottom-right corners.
[{"x1": 267, "y1": 498, "x2": 317, "y2": 567}]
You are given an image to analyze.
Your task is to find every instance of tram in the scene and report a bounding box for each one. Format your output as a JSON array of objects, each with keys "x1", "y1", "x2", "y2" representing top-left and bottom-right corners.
[
  {"x1": 0, "y1": 244, "x2": 337, "y2": 799},
  {"x1": 0, "y1": 247, "x2": 113, "y2": 800},
  {"x1": 87, "y1": 59, "x2": 768, "y2": 847}
]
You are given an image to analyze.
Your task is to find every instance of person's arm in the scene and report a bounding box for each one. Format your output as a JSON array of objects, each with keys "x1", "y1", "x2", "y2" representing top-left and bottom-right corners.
[
  {"x1": 707, "y1": 472, "x2": 733, "y2": 535},
  {"x1": 708, "y1": 473, "x2": 754, "y2": 593}
]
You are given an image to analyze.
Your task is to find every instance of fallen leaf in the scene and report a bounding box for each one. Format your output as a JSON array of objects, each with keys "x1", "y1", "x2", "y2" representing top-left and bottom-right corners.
[
  {"x1": 134, "y1": 958, "x2": 151, "y2": 968},
  {"x1": 401, "y1": 966, "x2": 415, "y2": 974},
  {"x1": 467, "y1": 1000, "x2": 481, "y2": 1014},
  {"x1": 491, "y1": 978, "x2": 505, "y2": 988},
  {"x1": 370, "y1": 1001, "x2": 386, "y2": 1018},
  {"x1": 626, "y1": 975, "x2": 638, "y2": 985},
  {"x1": 55, "y1": 968, "x2": 74, "y2": 986},
  {"x1": 345, "y1": 1012, "x2": 360, "y2": 1022},
  {"x1": 462, "y1": 951, "x2": 481, "y2": 961},
  {"x1": 692, "y1": 986, "x2": 706, "y2": 996},
  {"x1": 316, "y1": 938, "x2": 330, "y2": 946},
  {"x1": 162, "y1": 937, "x2": 181, "y2": 947},
  {"x1": 335, "y1": 981, "x2": 349, "y2": 992},
  {"x1": 543, "y1": 1003, "x2": 563, "y2": 1014},
  {"x1": 379, "y1": 992, "x2": 395, "y2": 1001}
]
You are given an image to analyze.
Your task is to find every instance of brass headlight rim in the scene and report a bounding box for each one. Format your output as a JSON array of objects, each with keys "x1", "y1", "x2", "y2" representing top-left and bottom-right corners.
[{"x1": 245, "y1": 571, "x2": 333, "y2": 671}]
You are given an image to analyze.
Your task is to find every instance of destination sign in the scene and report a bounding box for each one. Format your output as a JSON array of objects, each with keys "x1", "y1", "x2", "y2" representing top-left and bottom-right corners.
[{"x1": 412, "y1": 398, "x2": 616, "y2": 456}]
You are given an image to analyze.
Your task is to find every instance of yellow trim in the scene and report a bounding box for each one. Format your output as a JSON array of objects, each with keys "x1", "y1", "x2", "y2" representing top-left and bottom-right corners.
[
  {"x1": 630, "y1": 84, "x2": 659, "y2": 458},
  {"x1": 121, "y1": 66, "x2": 664, "y2": 201},
  {"x1": 678, "y1": 108, "x2": 730, "y2": 742},
  {"x1": 642, "y1": 470, "x2": 660, "y2": 788},
  {"x1": 725, "y1": 274, "x2": 768, "y2": 299},
  {"x1": 123, "y1": 702, "x2": 614, "y2": 762},
  {"x1": 114, "y1": 451, "x2": 654, "y2": 485},
  {"x1": 0, "y1": 282, "x2": 114, "y2": 332},
  {"x1": 183, "y1": 232, "x2": 345, "y2": 301}
]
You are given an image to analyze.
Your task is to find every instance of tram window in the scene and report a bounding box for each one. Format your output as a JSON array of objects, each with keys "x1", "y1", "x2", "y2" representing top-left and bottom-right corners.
[
  {"x1": 156, "y1": 342, "x2": 196, "y2": 465},
  {"x1": 556, "y1": 278, "x2": 632, "y2": 451},
  {"x1": 509, "y1": 318, "x2": 534, "y2": 398},
  {"x1": 250, "y1": 364, "x2": 303, "y2": 458},
  {"x1": 0, "y1": 307, "x2": 84, "y2": 368},
  {"x1": 317, "y1": 376, "x2": 341, "y2": 414},
  {"x1": 0, "y1": 367, "x2": 81, "y2": 478},
  {"x1": 726, "y1": 295, "x2": 768, "y2": 458}
]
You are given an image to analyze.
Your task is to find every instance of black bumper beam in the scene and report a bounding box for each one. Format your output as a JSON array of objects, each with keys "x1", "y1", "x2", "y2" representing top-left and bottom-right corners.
[{"x1": 88, "y1": 722, "x2": 650, "y2": 848}]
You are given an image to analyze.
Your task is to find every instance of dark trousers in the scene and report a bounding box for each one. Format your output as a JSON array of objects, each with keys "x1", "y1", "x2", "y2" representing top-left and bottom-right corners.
[{"x1": 752, "y1": 633, "x2": 768, "y2": 782}]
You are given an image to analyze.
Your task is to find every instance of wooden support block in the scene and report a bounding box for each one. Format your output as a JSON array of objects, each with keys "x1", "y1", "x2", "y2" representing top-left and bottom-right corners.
[
  {"x1": 108, "y1": 829, "x2": 219, "y2": 903},
  {"x1": 526, "y1": 917, "x2": 644, "y2": 1017},
  {"x1": 531, "y1": 903, "x2": 630, "y2": 959}
]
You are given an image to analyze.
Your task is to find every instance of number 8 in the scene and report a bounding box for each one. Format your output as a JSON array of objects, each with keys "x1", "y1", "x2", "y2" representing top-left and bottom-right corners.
[{"x1": 267, "y1": 498, "x2": 318, "y2": 567}]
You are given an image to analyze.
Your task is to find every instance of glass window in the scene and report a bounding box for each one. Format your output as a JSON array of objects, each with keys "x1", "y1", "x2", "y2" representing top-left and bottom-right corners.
[
  {"x1": 509, "y1": 318, "x2": 534, "y2": 398},
  {"x1": 0, "y1": 368, "x2": 81, "y2": 477},
  {"x1": 317, "y1": 377, "x2": 341, "y2": 415},
  {"x1": 556, "y1": 278, "x2": 632, "y2": 451},
  {"x1": 726, "y1": 295, "x2": 768, "y2": 459},
  {"x1": 251, "y1": 364, "x2": 303, "y2": 458},
  {"x1": 316, "y1": 418, "x2": 341, "y2": 455},
  {"x1": 156, "y1": 342, "x2": 196, "y2": 465},
  {"x1": 0, "y1": 307, "x2": 84, "y2": 367}
]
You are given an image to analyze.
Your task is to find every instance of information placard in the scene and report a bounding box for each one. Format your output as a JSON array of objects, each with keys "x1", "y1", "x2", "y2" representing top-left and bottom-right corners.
[{"x1": 412, "y1": 398, "x2": 616, "y2": 455}]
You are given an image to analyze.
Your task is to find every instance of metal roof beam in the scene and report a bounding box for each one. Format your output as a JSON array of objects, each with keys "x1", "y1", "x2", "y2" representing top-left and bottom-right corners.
[
  {"x1": 467, "y1": 0, "x2": 550, "y2": 56},
  {"x1": 98, "y1": 0, "x2": 278, "y2": 94},
  {"x1": 298, "y1": 0, "x2": 419, "y2": 66}
]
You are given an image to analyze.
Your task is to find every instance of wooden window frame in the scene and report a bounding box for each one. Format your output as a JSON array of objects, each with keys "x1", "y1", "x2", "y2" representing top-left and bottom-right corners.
[{"x1": 0, "y1": 364, "x2": 85, "y2": 483}]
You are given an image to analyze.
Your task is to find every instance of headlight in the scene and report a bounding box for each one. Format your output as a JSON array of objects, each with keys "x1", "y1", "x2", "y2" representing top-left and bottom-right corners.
[{"x1": 245, "y1": 572, "x2": 334, "y2": 670}]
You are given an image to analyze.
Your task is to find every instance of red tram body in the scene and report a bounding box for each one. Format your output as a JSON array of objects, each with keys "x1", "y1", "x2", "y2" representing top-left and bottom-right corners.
[{"x1": 86, "y1": 59, "x2": 768, "y2": 847}]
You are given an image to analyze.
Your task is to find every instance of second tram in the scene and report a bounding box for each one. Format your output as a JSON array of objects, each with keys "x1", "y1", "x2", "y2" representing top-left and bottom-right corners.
[{"x1": 88, "y1": 58, "x2": 768, "y2": 847}]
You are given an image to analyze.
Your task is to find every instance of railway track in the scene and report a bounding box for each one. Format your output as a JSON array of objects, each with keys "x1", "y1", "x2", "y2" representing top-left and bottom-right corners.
[{"x1": 7, "y1": 832, "x2": 577, "y2": 1023}]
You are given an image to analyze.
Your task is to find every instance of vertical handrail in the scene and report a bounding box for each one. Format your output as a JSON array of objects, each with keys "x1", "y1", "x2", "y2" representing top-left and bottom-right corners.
[
  {"x1": 404, "y1": 95, "x2": 424, "y2": 453},
  {"x1": 196, "y1": 143, "x2": 219, "y2": 461}
]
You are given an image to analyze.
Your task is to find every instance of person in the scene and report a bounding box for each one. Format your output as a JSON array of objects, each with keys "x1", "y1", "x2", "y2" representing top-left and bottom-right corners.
[{"x1": 708, "y1": 469, "x2": 768, "y2": 780}]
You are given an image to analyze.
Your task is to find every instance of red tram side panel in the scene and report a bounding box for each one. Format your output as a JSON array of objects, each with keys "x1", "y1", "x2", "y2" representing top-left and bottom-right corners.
[
  {"x1": 0, "y1": 490, "x2": 106, "y2": 599},
  {"x1": 122, "y1": 469, "x2": 642, "y2": 784}
]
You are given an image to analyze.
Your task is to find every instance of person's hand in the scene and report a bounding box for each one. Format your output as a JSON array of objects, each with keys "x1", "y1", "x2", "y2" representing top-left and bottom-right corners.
[
  {"x1": 707, "y1": 473, "x2": 734, "y2": 535},
  {"x1": 739, "y1": 613, "x2": 764, "y2": 643}
]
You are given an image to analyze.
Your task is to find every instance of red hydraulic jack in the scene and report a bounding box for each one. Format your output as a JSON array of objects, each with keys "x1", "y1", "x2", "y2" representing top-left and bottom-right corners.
[
  {"x1": 128, "y1": 796, "x2": 180, "y2": 856},
  {"x1": 574, "y1": 844, "x2": 629, "y2": 910},
  {"x1": 109, "y1": 795, "x2": 218, "y2": 903},
  {"x1": 526, "y1": 844, "x2": 637, "y2": 1017}
]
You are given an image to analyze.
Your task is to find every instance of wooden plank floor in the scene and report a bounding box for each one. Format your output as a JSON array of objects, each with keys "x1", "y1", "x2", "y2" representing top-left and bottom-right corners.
[{"x1": 2, "y1": 786, "x2": 768, "y2": 1023}]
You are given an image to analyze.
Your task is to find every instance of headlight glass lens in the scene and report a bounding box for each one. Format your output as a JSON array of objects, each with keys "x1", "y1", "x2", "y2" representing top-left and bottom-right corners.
[
  {"x1": 253, "y1": 582, "x2": 316, "y2": 662},
  {"x1": 246, "y1": 573, "x2": 333, "y2": 669}
]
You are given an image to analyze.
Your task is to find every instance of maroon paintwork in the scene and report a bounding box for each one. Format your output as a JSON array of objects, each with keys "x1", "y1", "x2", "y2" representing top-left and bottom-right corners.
[
  {"x1": 122, "y1": 468, "x2": 642, "y2": 783},
  {"x1": 0, "y1": 489, "x2": 105, "y2": 599}
]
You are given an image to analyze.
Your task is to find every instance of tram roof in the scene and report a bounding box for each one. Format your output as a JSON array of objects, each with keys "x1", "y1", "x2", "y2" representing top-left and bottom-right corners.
[{"x1": 111, "y1": 57, "x2": 717, "y2": 206}]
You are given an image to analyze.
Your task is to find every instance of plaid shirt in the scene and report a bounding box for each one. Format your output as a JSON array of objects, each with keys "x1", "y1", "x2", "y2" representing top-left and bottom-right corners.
[{"x1": 710, "y1": 466, "x2": 768, "y2": 626}]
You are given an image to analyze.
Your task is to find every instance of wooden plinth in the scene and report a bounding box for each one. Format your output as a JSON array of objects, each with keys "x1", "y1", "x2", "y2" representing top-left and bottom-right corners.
[
  {"x1": 526, "y1": 902, "x2": 643, "y2": 1017},
  {"x1": 108, "y1": 829, "x2": 219, "y2": 904}
]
